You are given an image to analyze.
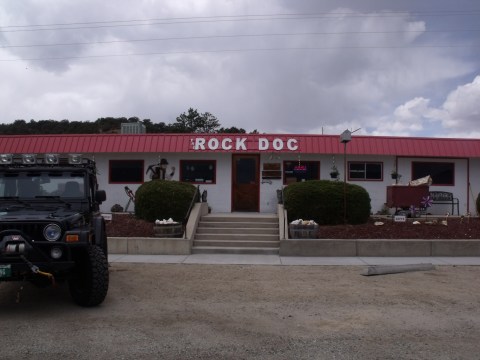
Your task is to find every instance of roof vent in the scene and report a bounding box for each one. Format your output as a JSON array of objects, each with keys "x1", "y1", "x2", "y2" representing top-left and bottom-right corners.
[{"x1": 121, "y1": 122, "x2": 146, "y2": 134}]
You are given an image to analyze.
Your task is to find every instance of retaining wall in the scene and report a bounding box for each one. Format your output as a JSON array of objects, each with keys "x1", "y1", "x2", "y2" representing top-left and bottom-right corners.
[
  {"x1": 107, "y1": 202, "x2": 208, "y2": 255},
  {"x1": 280, "y1": 239, "x2": 480, "y2": 257}
]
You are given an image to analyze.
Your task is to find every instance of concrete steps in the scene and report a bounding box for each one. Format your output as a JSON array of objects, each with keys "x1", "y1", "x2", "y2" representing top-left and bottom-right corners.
[
  {"x1": 192, "y1": 213, "x2": 280, "y2": 255},
  {"x1": 193, "y1": 246, "x2": 280, "y2": 255},
  {"x1": 196, "y1": 227, "x2": 278, "y2": 235}
]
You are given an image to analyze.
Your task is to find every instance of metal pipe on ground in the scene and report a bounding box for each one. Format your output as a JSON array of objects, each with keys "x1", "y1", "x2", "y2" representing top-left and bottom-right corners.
[{"x1": 361, "y1": 263, "x2": 435, "y2": 276}]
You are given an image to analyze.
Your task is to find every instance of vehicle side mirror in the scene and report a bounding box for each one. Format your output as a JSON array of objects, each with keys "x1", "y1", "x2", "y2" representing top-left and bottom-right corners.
[{"x1": 96, "y1": 190, "x2": 106, "y2": 203}]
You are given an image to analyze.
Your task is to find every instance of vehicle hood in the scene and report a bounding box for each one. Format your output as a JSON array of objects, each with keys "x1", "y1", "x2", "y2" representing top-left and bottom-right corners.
[{"x1": 0, "y1": 206, "x2": 86, "y2": 223}]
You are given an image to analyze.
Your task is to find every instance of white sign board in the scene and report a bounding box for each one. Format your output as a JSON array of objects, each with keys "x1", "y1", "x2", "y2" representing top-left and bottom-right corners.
[
  {"x1": 192, "y1": 137, "x2": 299, "y2": 151},
  {"x1": 101, "y1": 213, "x2": 113, "y2": 221},
  {"x1": 394, "y1": 215, "x2": 406, "y2": 222}
]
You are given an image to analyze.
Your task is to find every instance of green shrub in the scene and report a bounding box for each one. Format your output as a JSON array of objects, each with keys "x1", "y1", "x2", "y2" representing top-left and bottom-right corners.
[
  {"x1": 476, "y1": 193, "x2": 480, "y2": 216},
  {"x1": 134, "y1": 180, "x2": 197, "y2": 223},
  {"x1": 283, "y1": 180, "x2": 371, "y2": 225}
]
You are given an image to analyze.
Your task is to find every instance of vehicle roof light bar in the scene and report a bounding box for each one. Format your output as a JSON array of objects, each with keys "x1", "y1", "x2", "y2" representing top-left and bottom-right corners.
[
  {"x1": 0, "y1": 153, "x2": 94, "y2": 168},
  {"x1": 0, "y1": 154, "x2": 13, "y2": 164},
  {"x1": 68, "y1": 154, "x2": 83, "y2": 165},
  {"x1": 22, "y1": 154, "x2": 37, "y2": 164},
  {"x1": 45, "y1": 154, "x2": 59, "y2": 165}
]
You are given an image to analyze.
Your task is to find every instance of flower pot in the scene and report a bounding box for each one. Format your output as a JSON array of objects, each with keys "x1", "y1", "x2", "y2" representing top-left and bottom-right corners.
[
  {"x1": 153, "y1": 224, "x2": 183, "y2": 238},
  {"x1": 289, "y1": 223, "x2": 319, "y2": 238}
]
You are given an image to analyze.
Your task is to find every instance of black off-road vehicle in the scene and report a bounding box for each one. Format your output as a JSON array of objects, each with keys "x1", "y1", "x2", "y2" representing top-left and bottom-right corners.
[{"x1": 0, "y1": 154, "x2": 109, "y2": 306}]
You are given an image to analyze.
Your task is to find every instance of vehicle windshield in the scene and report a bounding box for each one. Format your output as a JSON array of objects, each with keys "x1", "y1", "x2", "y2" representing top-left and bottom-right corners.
[{"x1": 0, "y1": 171, "x2": 86, "y2": 199}]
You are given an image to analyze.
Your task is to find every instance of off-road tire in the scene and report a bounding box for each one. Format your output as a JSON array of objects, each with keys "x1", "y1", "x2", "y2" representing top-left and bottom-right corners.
[
  {"x1": 68, "y1": 245, "x2": 109, "y2": 307},
  {"x1": 95, "y1": 217, "x2": 108, "y2": 256},
  {"x1": 100, "y1": 227, "x2": 108, "y2": 257}
]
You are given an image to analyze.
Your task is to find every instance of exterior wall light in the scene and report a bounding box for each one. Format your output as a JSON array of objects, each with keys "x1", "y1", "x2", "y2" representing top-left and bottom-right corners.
[{"x1": 339, "y1": 128, "x2": 361, "y2": 224}]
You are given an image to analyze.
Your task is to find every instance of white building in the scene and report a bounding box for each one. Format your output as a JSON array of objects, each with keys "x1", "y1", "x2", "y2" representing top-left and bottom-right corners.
[{"x1": 1, "y1": 133, "x2": 479, "y2": 216}]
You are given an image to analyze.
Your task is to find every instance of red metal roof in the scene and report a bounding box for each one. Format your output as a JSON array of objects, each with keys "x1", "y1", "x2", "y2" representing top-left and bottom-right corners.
[{"x1": 1, "y1": 133, "x2": 480, "y2": 157}]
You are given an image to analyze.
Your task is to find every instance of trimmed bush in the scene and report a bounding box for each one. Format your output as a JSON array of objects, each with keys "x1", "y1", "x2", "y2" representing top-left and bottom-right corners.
[
  {"x1": 134, "y1": 180, "x2": 197, "y2": 223},
  {"x1": 476, "y1": 193, "x2": 480, "y2": 216},
  {"x1": 283, "y1": 180, "x2": 371, "y2": 225}
]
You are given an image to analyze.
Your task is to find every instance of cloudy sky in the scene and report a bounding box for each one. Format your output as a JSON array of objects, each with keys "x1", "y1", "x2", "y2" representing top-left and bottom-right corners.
[{"x1": 0, "y1": 0, "x2": 479, "y2": 138}]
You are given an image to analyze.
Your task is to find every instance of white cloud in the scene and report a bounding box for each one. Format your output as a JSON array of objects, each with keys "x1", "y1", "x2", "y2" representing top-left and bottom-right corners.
[
  {"x1": 393, "y1": 97, "x2": 432, "y2": 120},
  {"x1": 365, "y1": 76, "x2": 480, "y2": 138},
  {"x1": 439, "y1": 76, "x2": 480, "y2": 129},
  {"x1": 0, "y1": 0, "x2": 478, "y2": 138}
]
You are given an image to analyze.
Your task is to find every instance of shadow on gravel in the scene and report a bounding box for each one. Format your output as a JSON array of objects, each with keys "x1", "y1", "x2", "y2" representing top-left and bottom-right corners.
[{"x1": 0, "y1": 281, "x2": 74, "y2": 312}]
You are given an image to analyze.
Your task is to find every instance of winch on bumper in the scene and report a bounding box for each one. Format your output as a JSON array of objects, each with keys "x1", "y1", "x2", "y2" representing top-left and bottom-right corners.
[{"x1": 0, "y1": 229, "x2": 86, "y2": 281}]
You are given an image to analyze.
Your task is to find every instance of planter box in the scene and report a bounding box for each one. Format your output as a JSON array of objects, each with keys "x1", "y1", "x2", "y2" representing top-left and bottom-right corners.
[
  {"x1": 153, "y1": 224, "x2": 183, "y2": 238},
  {"x1": 386, "y1": 185, "x2": 429, "y2": 208},
  {"x1": 289, "y1": 224, "x2": 319, "y2": 239}
]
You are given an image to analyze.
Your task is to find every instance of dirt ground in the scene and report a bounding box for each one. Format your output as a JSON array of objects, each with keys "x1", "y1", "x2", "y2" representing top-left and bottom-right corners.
[
  {"x1": 1, "y1": 263, "x2": 480, "y2": 359},
  {"x1": 106, "y1": 213, "x2": 480, "y2": 239}
]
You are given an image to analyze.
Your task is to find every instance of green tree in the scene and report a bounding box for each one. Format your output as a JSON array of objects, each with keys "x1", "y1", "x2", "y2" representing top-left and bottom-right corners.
[
  {"x1": 173, "y1": 108, "x2": 219, "y2": 133},
  {"x1": 142, "y1": 119, "x2": 173, "y2": 133},
  {"x1": 217, "y1": 126, "x2": 246, "y2": 133},
  {"x1": 0, "y1": 112, "x2": 256, "y2": 134},
  {"x1": 9, "y1": 120, "x2": 31, "y2": 134},
  {"x1": 95, "y1": 117, "x2": 127, "y2": 133}
]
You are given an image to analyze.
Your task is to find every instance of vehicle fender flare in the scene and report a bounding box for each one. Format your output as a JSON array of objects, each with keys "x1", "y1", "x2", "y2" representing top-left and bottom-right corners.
[{"x1": 93, "y1": 216, "x2": 107, "y2": 248}]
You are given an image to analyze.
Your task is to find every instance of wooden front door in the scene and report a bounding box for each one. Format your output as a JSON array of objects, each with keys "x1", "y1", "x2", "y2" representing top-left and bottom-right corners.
[{"x1": 232, "y1": 154, "x2": 260, "y2": 212}]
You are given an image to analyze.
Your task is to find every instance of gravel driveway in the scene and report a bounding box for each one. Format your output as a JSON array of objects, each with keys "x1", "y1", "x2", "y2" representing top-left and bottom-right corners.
[{"x1": 1, "y1": 263, "x2": 480, "y2": 359}]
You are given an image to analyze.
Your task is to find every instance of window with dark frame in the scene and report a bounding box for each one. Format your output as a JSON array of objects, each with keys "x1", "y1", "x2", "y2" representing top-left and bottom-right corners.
[
  {"x1": 262, "y1": 163, "x2": 282, "y2": 179},
  {"x1": 283, "y1": 161, "x2": 320, "y2": 184},
  {"x1": 412, "y1": 162, "x2": 454, "y2": 185},
  {"x1": 348, "y1": 162, "x2": 383, "y2": 181},
  {"x1": 109, "y1": 160, "x2": 144, "y2": 183},
  {"x1": 180, "y1": 160, "x2": 216, "y2": 184}
]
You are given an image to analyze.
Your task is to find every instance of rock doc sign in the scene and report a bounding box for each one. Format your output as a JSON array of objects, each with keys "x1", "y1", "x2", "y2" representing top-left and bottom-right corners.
[{"x1": 192, "y1": 137, "x2": 299, "y2": 151}]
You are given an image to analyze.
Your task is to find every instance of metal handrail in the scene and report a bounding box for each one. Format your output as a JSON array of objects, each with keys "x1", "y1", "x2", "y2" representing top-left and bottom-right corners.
[
  {"x1": 281, "y1": 186, "x2": 288, "y2": 239},
  {"x1": 183, "y1": 185, "x2": 200, "y2": 239}
]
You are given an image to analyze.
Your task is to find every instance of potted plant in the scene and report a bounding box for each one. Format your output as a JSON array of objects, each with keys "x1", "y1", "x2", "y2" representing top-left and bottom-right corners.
[
  {"x1": 154, "y1": 218, "x2": 183, "y2": 238},
  {"x1": 330, "y1": 165, "x2": 339, "y2": 179},
  {"x1": 391, "y1": 170, "x2": 401, "y2": 180}
]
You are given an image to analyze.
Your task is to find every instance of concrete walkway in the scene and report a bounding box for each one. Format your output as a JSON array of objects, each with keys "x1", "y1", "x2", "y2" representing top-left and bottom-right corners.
[{"x1": 109, "y1": 254, "x2": 480, "y2": 266}]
